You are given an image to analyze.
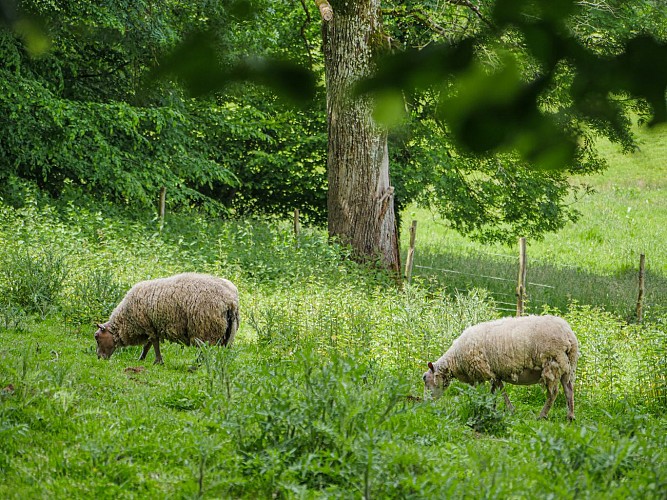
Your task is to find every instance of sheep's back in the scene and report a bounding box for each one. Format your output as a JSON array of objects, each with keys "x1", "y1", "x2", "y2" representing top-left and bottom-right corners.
[
  {"x1": 448, "y1": 315, "x2": 577, "y2": 382},
  {"x1": 114, "y1": 273, "x2": 239, "y2": 345}
]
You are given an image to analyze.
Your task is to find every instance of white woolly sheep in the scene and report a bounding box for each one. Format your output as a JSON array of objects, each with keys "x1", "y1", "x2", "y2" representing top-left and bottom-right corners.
[
  {"x1": 94, "y1": 272, "x2": 240, "y2": 364},
  {"x1": 423, "y1": 315, "x2": 578, "y2": 421}
]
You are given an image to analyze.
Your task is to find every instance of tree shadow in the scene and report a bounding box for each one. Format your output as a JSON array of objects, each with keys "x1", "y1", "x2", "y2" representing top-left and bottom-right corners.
[{"x1": 408, "y1": 246, "x2": 666, "y2": 320}]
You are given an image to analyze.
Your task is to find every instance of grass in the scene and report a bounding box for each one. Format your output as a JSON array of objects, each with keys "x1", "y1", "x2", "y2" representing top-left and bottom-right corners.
[
  {"x1": 1, "y1": 124, "x2": 667, "y2": 498},
  {"x1": 1, "y1": 305, "x2": 666, "y2": 498},
  {"x1": 402, "y1": 123, "x2": 667, "y2": 318}
]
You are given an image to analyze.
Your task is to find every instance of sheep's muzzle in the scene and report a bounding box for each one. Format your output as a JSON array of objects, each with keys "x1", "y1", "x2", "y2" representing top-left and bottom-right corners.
[{"x1": 94, "y1": 324, "x2": 116, "y2": 360}]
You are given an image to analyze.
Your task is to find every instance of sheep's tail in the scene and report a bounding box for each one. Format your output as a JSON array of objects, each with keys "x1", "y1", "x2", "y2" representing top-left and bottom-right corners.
[
  {"x1": 223, "y1": 305, "x2": 240, "y2": 346},
  {"x1": 566, "y1": 335, "x2": 579, "y2": 384}
]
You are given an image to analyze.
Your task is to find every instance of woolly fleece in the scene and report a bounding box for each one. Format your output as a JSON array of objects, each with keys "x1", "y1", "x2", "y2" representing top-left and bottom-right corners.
[
  {"x1": 95, "y1": 272, "x2": 239, "y2": 363},
  {"x1": 425, "y1": 315, "x2": 578, "y2": 420}
]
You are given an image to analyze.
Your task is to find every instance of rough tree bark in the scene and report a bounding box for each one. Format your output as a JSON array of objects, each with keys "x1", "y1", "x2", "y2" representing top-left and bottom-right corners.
[{"x1": 320, "y1": 0, "x2": 400, "y2": 273}]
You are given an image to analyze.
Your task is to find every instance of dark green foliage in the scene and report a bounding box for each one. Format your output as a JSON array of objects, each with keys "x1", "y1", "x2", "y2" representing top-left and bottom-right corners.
[
  {"x1": 151, "y1": 28, "x2": 316, "y2": 102},
  {"x1": 0, "y1": 0, "x2": 328, "y2": 226},
  {"x1": 0, "y1": 3, "x2": 236, "y2": 214},
  {"x1": 197, "y1": 94, "x2": 328, "y2": 224}
]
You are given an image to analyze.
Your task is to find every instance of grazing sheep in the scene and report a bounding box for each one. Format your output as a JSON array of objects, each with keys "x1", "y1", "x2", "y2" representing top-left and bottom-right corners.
[
  {"x1": 94, "y1": 273, "x2": 240, "y2": 364},
  {"x1": 423, "y1": 315, "x2": 578, "y2": 421}
]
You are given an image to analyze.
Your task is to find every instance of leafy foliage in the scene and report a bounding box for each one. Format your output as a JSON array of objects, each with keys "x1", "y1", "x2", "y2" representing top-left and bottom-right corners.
[
  {"x1": 0, "y1": 1, "x2": 239, "y2": 213},
  {"x1": 2, "y1": 0, "x2": 667, "y2": 246},
  {"x1": 454, "y1": 384, "x2": 509, "y2": 435},
  {"x1": 373, "y1": 0, "x2": 667, "y2": 240},
  {"x1": 0, "y1": 246, "x2": 68, "y2": 318},
  {"x1": 60, "y1": 269, "x2": 126, "y2": 329},
  {"x1": 0, "y1": 0, "x2": 330, "y2": 225},
  {"x1": 369, "y1": 0, "x2": 667, "y2": 164},
  {"x1": 195, "y1": 94, "x2": 328, "y2": 224}
]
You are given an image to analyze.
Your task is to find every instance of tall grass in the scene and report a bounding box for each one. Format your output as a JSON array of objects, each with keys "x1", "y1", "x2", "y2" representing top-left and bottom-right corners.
[
  {"x1": 401, "y1": 125, "x2": 667, "y2": 318},
  {"x1": 1, "y1": 143, "x2": 667, "y2": 498},
  {"x1": 1, "y1": 295, "x2": 665, "y2": 497}
]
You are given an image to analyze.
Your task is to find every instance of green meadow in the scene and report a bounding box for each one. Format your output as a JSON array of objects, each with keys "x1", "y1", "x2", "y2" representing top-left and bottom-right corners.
[
  {"x1": 404, "y1": 124, "x2": 667, "y2": 319},
  {"x1": 1, "y1": 125, "x2": 667, "y2": 498}
]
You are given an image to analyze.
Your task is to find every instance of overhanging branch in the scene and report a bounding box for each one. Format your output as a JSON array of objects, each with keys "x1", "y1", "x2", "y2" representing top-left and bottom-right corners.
[
  {"x1": 445, "y1": 0, "x2": 494, "y2": 30},
  {"x1": 314, "y1": 0, "x2": 333, "y2": 22}
]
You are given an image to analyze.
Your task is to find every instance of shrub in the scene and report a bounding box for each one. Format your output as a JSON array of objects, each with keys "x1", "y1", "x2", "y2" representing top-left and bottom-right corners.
[
  {"x1": 454, "y1": 384, "x2": 508, "y2": 436},
  {"x1": 634, "y1": 324, "x2": 667, "y2": 411},
  {"x1": 0, "y1": 248, "x2": 69, "y2": 318},
  {"x1": 60, "y1": 269, "x2": 126, "y2": 329},
  {"x1": 0, "y1": 302, "x2": 28, "y2": 332}
]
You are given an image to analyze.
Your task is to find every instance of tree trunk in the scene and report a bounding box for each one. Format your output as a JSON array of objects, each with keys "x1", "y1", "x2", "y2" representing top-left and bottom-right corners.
[{"x1": 322, "y1": 0, "x2": 400, "y2": 274}]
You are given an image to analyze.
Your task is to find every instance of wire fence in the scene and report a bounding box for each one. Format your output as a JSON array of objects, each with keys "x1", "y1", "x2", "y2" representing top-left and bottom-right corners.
[
  {"x1": 403, "y1": 220, "x2": 645, "y2": 320},
  {"x1": 411, "y1": 263, "x2": 548, "y2": 314}
]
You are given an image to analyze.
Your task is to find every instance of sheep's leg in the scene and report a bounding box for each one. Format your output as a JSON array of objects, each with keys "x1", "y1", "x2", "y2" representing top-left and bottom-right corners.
[
  {"x1": 491, "y1": 380, "x2": 514, "y2": 412},
  {"x1": 539, "y1": 381, "x2": 559, "y2": 419},
  {"x1": 152, "y1": 339, "x2": 164, "y2": 365},
  {"x1": 139, "y1": 342, "x2": 152, "y2": 361},
  {"x1": 562, "y1": 374, "x2": 575, "y2": 421}
]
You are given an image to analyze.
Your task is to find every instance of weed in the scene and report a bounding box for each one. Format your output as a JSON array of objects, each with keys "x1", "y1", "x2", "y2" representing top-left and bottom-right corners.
[
  {"x1": 635, "y1": 324, "x2": 667, "y2": 411},
  {"x1": 60, "y1": 269, "x2": 126, "y2": 328},
  {"x1": 196, "y1": 339, "x2": 237, "y2": 399},
  {"x1": 0, "y1": 302, "x2": 28, "y2": 331},
  {"x1": 453, "y1": 384, "x2": 509, "y2": 436},
  {"x1": 0, "y1": 248, "x2": 69, "y2": 318}
]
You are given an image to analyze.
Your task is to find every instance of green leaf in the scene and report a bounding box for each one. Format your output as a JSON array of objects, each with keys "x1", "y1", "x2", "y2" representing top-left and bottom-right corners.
[{"x1": 150, "y1": 29, "x2": 315, "y2": 103}]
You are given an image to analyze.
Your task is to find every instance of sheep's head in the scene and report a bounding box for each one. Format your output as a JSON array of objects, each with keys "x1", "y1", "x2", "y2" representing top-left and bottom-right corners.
[
  {"x1": 94, "y1": 323, "x2": 116, "y2": 359},
  {"x1": 423, "y1": 361, "x2": 452, "y2": 399}
]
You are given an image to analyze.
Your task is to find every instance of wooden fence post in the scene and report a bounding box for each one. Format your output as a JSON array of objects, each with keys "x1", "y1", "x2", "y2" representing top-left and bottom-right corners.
[
  {"x1": 636, "y1": 253, "x2": 646, "y2": 323},
  {"x1": 404, "y1": 220, "x2": 417, "y2": 283},
  {"x1": 293, "y1": 208, "x2": 301, "y2": 240},
  {"x1": 158, "y1": 186, "x2": 166, "y2": 231},
  {"x1": 516, "y1": 237, "x2": 527, "y2": 316}
]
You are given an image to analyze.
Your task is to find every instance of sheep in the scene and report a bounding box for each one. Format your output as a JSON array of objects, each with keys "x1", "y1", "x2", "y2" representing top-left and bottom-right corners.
[
  {"x1": 423, "y1": 315, "x2": 578, "y2": 421},
  {"x1": 94, "y1": 272, "x2": 240, "y2": 365}
]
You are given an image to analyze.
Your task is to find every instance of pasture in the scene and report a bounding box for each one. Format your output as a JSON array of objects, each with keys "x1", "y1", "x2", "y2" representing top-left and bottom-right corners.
[{"x1": 1, "y1": 128, "x2": 667, "y2": 497}]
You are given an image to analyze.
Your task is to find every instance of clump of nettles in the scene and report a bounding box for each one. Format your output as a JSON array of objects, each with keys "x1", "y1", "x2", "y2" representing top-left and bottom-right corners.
[
  {"x1": 456, "y1": 384, "x2": 508, "y2": 435},
  {"x1": 0, "y1": 302, "x2": 28, "y2": 331}
]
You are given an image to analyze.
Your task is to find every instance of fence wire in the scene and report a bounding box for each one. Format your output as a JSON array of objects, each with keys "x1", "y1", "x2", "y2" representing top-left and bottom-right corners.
[{"x1": 411, "y1": 248, "x2": 557, "y2": 315}]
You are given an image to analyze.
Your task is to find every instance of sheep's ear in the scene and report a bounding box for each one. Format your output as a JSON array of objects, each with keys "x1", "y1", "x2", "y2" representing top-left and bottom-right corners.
[
  {"x1": 96, "y1": 323, "x2": 105, "y2": 331},
  {"x1": 428, "y1": 362, "x2": 435, "y2": 373}
]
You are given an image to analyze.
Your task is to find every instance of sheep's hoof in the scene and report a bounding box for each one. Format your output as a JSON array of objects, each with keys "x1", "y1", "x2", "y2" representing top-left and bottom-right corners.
[{"x1": 154, "y1": 358, "x2": 164, "y2": 365}]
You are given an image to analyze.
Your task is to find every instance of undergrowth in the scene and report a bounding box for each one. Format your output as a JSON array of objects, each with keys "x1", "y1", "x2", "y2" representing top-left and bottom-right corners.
[{"x1": 0, "y1": 195, "x2": 666, "y2": 498}]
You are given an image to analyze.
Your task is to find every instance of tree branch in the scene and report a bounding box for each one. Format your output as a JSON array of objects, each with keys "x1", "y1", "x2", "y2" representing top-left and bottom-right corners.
[
  {"x1": 313, "y1": 0, "x2": 333, "y2": 22},
  {"x1": 75, "y1": 60, "x2": 131, "y2": 80},
  {"x1": 299, "y1": 0, "x2": 314, "y2": 69},
  {"x1": 444, "y1": 0, "x2": 494, "y2": 30},
  {"x1": 383, "y1": 3, "x2": 494, "y2": 46}
]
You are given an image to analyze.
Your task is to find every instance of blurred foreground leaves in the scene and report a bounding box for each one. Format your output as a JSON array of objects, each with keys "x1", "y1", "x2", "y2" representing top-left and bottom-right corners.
[
  {"x1": 150, "y1": 29, "x2": 316, "y2": 104},
  {"x1": 361, "y1": 0, "x2": 667, "y2": 170}
]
